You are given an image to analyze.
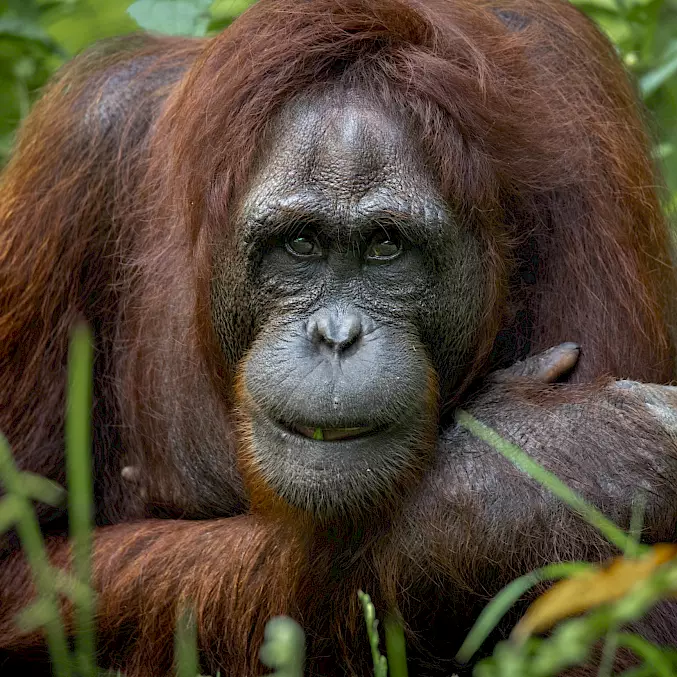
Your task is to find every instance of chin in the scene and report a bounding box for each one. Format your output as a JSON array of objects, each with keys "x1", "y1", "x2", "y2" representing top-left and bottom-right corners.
[{"x1": 245, "y1": 408, "x2": 436, "y2": 518}]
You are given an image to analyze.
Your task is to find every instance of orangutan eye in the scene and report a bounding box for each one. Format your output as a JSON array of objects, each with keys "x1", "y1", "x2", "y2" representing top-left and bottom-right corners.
[
  {"x1": 365, "y1": 232, "x2": 402, "y2": 261},
  {"x1": 285, "y1": 232, "x2": 323, "y2": 257}
]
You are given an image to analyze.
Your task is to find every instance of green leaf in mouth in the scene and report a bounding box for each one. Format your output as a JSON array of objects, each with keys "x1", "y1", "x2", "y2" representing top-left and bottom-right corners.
[{"x1": 313, "y1": 428, "x2": 324, "y2": 441}]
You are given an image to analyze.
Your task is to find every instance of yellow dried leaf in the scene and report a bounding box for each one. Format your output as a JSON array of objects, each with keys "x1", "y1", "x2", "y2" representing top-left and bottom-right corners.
[{"x1": 512, "y1": 543, "x2": 677, "y2": 641}]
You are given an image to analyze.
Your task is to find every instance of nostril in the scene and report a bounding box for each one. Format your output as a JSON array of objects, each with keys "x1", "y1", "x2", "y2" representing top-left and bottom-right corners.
[{"x1": 339, "y1": 314, "x2": 361, "y2": 350}]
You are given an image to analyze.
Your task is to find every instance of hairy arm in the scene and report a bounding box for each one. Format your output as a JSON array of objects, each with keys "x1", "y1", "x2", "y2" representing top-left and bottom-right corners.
[
  {"x1": 394, "y1": 376, "x2": 677, "y2": 665},
  {"x1": 0, "y1": 516, "x2": 304, "y2": 677},
  {"x1": 0, "y1": 35, "x2": 199, "y2": 532}
]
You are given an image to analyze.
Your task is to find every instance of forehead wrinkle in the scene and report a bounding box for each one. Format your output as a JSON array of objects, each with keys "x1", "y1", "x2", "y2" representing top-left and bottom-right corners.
[
  {"x1": 238, "y1": 90, "x2": 449, "y2": 245},
  {"x1": 264, "y1": 95, "x2": 423, "y2": 195}
]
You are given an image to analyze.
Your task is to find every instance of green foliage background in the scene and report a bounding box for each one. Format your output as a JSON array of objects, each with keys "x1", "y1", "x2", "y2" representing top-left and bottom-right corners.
[{"x1": 0, "y1": 0, "x2": 675, "y2": 204}]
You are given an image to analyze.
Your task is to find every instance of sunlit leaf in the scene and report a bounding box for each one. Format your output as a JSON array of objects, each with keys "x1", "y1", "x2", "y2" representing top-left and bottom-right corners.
[
  {"x1": 512, "y1": 544, "x2": 677, "y2": 641},
  {"x1": 210, "y1": 0, "x2": 253, "y2": 23},
  {"x1": 127, "y1": 0, "x2": 212, "y2": 36}
]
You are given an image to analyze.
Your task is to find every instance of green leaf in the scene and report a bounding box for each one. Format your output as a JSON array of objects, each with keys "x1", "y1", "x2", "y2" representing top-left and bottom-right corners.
[
  {"x1": 127, "y1": 0, "x2": 213, "y2": 36},
  {"x1": 209, "y1": 0, "x2": 252, "y2": 28},
  {"x1": 6, "y1": 0, "x2": 40, "y2": 20},
  {"x1": 615, "y1": 633, "x2": 676, "y2": 677},
  {"x1": 13, "y1": 57, "x2": 36, "y2": 81}
]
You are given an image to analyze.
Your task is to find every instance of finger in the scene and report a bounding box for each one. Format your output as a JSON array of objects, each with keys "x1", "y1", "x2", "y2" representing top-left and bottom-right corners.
[{"x1": 491, "y1": 342, "x2": 580, "y2": 383}]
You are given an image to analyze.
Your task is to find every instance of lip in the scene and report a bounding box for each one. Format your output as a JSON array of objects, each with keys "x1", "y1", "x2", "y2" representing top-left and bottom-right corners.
[{"x1": 292, "y1": 424, "x2": 379, "y2": 441}]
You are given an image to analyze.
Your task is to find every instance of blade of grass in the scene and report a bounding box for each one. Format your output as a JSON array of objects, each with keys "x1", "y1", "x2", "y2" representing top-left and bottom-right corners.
[
  {"x1": 66, "y1": 322, "x2": 96, "y2": 676},
  {"x1": 174, "y1": 607, "x2": 199, "y2": 677},
  {"x1": 0, "y1": 435, "x2": 72, "y2": 677},
  {"x1": 384, "y1": 613, "x2": 408, "y2": 677},
  {"x1": 17, "y1": 473, "x2": 66, "y2": 507},
  {"x1": 598, "y1": 493, "x2": 647, "y2": 677},
  {"x1": 0, "y1": 494, "x2": 23, "y2": 532},
  {"x1": 614, "y1": 633, "x2": 675, "y2": 677}
]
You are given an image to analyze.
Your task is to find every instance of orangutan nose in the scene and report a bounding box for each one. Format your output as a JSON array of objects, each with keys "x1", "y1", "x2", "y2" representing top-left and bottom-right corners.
[{"x1": 307, "y1": 308, "x2": 363, "y2": 353}]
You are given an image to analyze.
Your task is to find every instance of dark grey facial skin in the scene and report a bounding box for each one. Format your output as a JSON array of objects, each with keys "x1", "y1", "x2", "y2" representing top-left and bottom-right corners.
[{"x1": 211, "y1": 91, "x2": 489, "y2": 517}]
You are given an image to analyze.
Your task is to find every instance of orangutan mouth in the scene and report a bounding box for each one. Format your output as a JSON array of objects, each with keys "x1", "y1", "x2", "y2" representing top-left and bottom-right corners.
[{"x1": 293, "y1": 425, "x2": 378, "y2": 441}]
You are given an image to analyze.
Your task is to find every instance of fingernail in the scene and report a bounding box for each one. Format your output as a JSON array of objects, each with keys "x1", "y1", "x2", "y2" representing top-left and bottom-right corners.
[{"x1": 558, "y1": 342, "x2": 580, "y2": 352}]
